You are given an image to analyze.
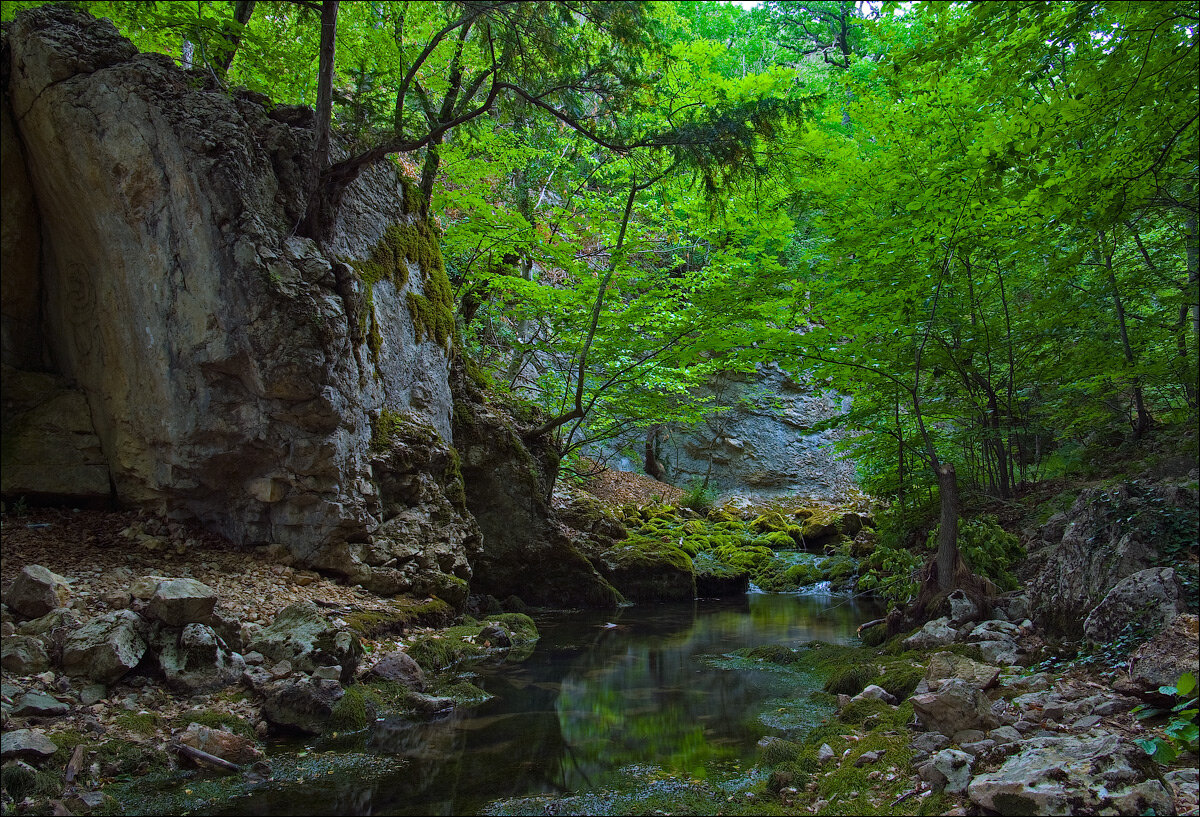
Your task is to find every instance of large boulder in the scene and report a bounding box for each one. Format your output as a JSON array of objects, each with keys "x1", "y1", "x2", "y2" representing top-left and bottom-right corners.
[
  {"x1": 1123, "y1": 613, "x2": 1200, "y2": 693},
  {"x1": 154, "y1": 623, "x2": 245, "y2": 693},
  {"x1": 1082, "y1": 568, "x2": 1187, "y2": 645},
  {"x1": 5, "y1": 564, "x2": 71, "y2": 619},
  {"x1": 1, "y1": 635, "x2": 50, "y2": 675},
  {"x1": 1026, "y1": 481, "x2": 1197, "y2": 637},
  {"x1": 61, "y1": 610, "x2": 147, "y2": 684},
  {"x1": 911, "y1": 678, "x2": 999, "y2": 736},
  {"x1": 2, "y1": 6, "x2": 476, "y2": 597},
  {"x1": 967, "y1": 733, "x2": 1172, "y2": 815},
  {"x1": 244, "y1": 602, "x2": 361, "y2": 682},
  {"x1": 257, "y1": 676, "x2": 344, "y2": 735},
  {"x1": 594, "y1": 539, "x2": 696, "y2": 602}
]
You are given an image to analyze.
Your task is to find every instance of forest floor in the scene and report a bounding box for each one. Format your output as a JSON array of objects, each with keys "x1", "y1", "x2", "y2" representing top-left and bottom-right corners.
[{"x1": 2, "y1": 459, "x2": 1197, "y2": 816}]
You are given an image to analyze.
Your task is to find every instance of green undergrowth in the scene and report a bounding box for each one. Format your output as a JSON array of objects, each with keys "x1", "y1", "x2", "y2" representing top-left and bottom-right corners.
[
  {"x1": 343, "y1": 596, "x2": 455, "y2": 638},
  {"x1": 172, "y1": 708, "x2": 256, "y2": 739}
]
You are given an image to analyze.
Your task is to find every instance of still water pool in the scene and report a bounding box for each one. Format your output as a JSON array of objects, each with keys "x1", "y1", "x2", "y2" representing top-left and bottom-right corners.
[{"x1": 202, "y1": 592, "x2": 884, "y2": 815}]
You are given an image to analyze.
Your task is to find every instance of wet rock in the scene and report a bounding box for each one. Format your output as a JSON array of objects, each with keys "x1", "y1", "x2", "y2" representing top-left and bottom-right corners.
[
  {"x1": 258, "y1": 676, "x2": 345, "y2": 735},
  {"x1": 146, "y1": 578, "x2": 218, "y2": 626},
  {"x1": 408, "y1": 692, "x2": 455, "y2": 715},
  {"x1": 244, "y1": 602, "x2": 362, "y2": 683},
  {"x1": 931, "y1": 748, "x2": 972, "y2": 794},
  {"x1": 178, "y1": 722, "x2": 264, "y2": 764},
  {"x1": 0, "y1": 729, "x2": 57, "y2": 761},
  {"x1": 967, "y1": 733, "x2": 1172, "y2": 816},
  {"x1": 155, "y1": 623, "x2": 245, "y2": 693},
  {"x1": 1, "y1": 635, "x2": 50, "y2": 674},
  {"x1": 6, "y1": 565, "x2": 71, "y2": 619},
  {"x1": 1083, "y1": 568, "x2": 1187, "y2": 644},
  {"x1": 12, "y1": 691, "x2": 69, "y2": 717},
  {"x1": 904, "y1": 617, "x2": 958, "y2": 650},
  {"x1": 912, "y1": 679, "x2": 998, "y2": 736},
  {"x1": 366, "y1": 650, "x2": 426, "y2": 691},
  {"x1": 61, "y1": 610, "x2": 148, "y2": 684},
  {"x1": 478, "y1": 624, "x2": 511, "y2": 648}
]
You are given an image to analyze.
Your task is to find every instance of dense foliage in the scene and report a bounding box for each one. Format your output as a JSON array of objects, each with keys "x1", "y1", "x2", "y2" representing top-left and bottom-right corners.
[{"x1": 5, "y1": 0, "x2": 1196, "y2": 514}]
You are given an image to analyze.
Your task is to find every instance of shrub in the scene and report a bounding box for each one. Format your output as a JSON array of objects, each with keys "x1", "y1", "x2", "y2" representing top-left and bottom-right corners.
[{"x1": 679, "y1": 479, "x2": 717, "y2": 513}]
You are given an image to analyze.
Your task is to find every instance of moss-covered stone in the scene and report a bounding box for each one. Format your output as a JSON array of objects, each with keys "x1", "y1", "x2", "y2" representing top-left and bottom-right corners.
[
  {"x1": 596, "y1": 535, "x2": 696, "y2": 602},
  {"x1": 343, "y1": 597, "x2": 455, "y2": 638}
]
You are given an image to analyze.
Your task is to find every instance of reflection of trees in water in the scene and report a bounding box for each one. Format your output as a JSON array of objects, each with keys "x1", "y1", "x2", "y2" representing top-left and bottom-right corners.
[
  {"x1": 553, "y1": 594, "x2": 887, "y2": 787},
  {"x1": 214, "y1": 596, "x2": 886, "y2": 815}
]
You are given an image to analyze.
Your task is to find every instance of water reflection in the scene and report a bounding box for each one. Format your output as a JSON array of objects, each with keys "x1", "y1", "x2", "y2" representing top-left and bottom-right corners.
[{"x1": 212, "y1": 593, "x2": 883, "y2": 816}]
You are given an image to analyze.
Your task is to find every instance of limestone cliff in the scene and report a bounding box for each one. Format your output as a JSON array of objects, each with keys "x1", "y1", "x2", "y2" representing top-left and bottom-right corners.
[{"x1": 1, "y1": 6, "x2": 474, "y2": 601}]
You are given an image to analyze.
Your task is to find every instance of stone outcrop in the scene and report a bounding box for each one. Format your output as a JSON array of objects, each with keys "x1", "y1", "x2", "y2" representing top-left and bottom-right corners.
[
  {"x1": 452, "y1": 392, "x2": 623, "y2": 608},
  {"x1": 1025, "y1": 480, "x2": 1197, "y2": 637},
  {"x1": 1082, "y1": 567, "x2": 1187, "y2": 644},
  {"x1": 0, "y1": 6, "x2": 479, "y2": 603},
  {"x1": 595, "y1": 364, "x2": 858, "y2": 501}
]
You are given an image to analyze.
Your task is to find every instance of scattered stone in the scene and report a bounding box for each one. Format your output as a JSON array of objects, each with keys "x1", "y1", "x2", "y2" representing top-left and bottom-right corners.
[
  {"x1": 852, "y1": 684, "x2": 898, "y2": 705},
  {"x1": 311, "y1": 665, "x2": 341, "y2": 681},
  {"x1": 1, "y1": 634, "x2": 51, "y2": 674},
  {"x1": 988, "y1": 725, "x2": 1023, "y2": 745},
  {"x1": 79, "y1": 684, "x2": 106, "y2": 706},
  {"x1": 969, "y1": 619, "x2": 1021, "y2": 642},
  {"x1": 911, "y1": 733, "x2": 950, "y2": 754},
  {"x1": 61, "y1": 610, "x2": 148, "y2": 684},
  {"x1": 1123, "y1": 612, "x2": 1199, "y2": 693},
  {"x1": 129, "y1": 575, "x2": 170, "y2": 601},
  {"x1": 1073, "y1": 714, "x2": 1101, "y2": 730},
  {"x1": 12, "y1": 691, "x2": 69, "y2": 717},
  {"x1": 931, "y1": 748, "x2": 972, "y2": 794},
  {"x1": 926, "y1": 652, "x2": 1000, "y2": 691},
  {"x1": 855, "y1": 749, "x2": 885, "y2": 767},
  {"x1": 947, "y1": 589, "x2": 979, "y2": 625},
  {"x1": 155, "y1": 623, "x2": 245, "y2": 693},
  {"x1": 17, "y1": 607, "x2": 80, "y2": 638},
  {"x1": 478, "y1": 624, "x2": 511, "y2": 648},
  {"x1": 244, "y1": 602, "x2": 362, "y2": 683},
  {"x1": 960, "y1": 739, "x2": 996, "y2": 757},
  {"x1": 146, "y1": 578, "x2": 219, "y2": 626},
  {"x1": 6, "y1": 565, "x2": 72, "y2": 619},
  {"x1": 0, "y1": 729, "x2": 58, "y2": 761},
  {"x1": 951, "y1": 729, "x2": 986, "y2": 745},
  {"x1": 817, "y1": 743, "x2": 835, "y2": 764},
  {"x1": 407, "y1": 692, "x2": 455, "y2": 715},
  {"x1": 975, "y1": 640, "x2": 1020, "y2": 666},
  {"x1": 967, "y1": 733, "x2": 1172, "y2": 816},
  {"x1": 178, "y1": 722, "x2": 264, "y2": 765},
  {"x1": 243, "y1": 651, "x2": 265, "y2": 665},
  {"x1": 912, "y1": 679, "x2": 998, "y2": 736},
  {"x1": 904, "y1": 617, "x2": 958, "y2": 650},
  {"x1": 258, "y1": 676, "x2": 345, "y2": 734}
]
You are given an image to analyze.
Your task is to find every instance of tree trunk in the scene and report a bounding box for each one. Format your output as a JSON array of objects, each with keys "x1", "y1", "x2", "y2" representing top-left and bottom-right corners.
[
  {"x1": 1099, "y1": 233, "x2": 1152, "y2": 438},
  {"x1": 645, "y1": 425, "x2": 666, "y2": 481},
  {"x1": 301, "y1": 0, "x2": 339, "y2": 241},
  {"x1": 935, "y1": 462, "x2": 960, "y2": 592}
]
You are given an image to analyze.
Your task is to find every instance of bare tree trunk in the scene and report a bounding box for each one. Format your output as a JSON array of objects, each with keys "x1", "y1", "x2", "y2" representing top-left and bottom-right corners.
[
  {"x1": 645, "y1": 425, "x2": 666, "y2": 480},
  {"x1": 1099, "y1": 232, "x2": 1152, "y2": 438},
  {"x1": 935, "y1": 463, "x2": 960, "y2": 592},
  {"x1": 301, "y1": 0, "x2": 339, "y2": 241}
]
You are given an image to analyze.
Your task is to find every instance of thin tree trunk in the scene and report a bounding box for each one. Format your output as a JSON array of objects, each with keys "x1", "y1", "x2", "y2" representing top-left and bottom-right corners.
[
  {"x1": 301, "y1": 0, "x2": 339, "y2": 240},
  {"x1": 1099, "y1": 232, "x2": 1151, "y2": 438},
  {"x1": 935, "y1": 463, "x2": 960, "y2": 592}
]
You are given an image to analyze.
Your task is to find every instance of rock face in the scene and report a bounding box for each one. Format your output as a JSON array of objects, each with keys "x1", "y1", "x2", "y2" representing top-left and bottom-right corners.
[
  {"x1": 598, "y1": 364, "x2": 858, "y2": 500},
  {"x1": 453, "y1": 394, "x2": 623, "y2": 608},
  {"x1": 1026, "y1": 480, "x2": 1198, "y2": 637},
  {"x1": 0, "y1": 6, "x2": 478, "y2": 604}
]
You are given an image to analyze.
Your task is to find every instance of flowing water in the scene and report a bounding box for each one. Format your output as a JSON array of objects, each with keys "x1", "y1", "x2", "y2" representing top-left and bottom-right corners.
[{"x1": 199, "y1": 592, "x2": 885, "y2": 816}]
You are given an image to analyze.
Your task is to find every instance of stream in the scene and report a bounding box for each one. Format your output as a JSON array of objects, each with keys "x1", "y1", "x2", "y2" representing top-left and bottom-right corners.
[{"x1": 200, "y1": 592, "x2": 885, "y2": 815}]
